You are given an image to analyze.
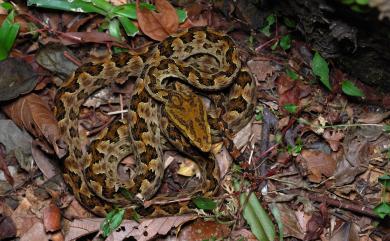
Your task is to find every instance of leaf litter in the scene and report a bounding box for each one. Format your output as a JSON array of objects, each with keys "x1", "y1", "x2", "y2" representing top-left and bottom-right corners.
[{"x1": 0, "y1": 0, "x2": 389, "y2": 241}]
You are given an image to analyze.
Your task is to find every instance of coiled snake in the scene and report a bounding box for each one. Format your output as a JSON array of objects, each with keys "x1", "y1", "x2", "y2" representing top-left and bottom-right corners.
[{"x1": 55, "y1": 27, "x2": 256, "y2": 217}]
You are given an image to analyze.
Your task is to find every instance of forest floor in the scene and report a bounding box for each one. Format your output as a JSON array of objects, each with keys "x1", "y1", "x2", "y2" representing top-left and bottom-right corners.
[{"x1": 0, "y1": 0, "x2": 389, "y2": 241}]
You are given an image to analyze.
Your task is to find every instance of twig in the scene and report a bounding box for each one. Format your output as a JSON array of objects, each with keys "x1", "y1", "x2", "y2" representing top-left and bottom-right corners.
[{"x1": 308, "y1": 194, "x2": 378, "y2": 219}]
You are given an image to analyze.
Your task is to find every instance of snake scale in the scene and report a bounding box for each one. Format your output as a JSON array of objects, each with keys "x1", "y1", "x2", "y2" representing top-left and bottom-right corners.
[{"x1": 55, "y1": 27, "x2": 256, "y2": 217}]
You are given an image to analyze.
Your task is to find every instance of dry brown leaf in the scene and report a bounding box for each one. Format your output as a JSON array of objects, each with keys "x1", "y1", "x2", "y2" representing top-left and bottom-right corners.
[
  {"x1": 330, "y1": 222, "x2": 360, "y2": 241},
  {"x1": 357, "y1": 111, "x2": 390, "y2": 124},
  {"x1": 136, "y1": 0, "x2": 179, "y2": 41},
  {"x1": 20, "y1": 222, "x2": 49, "y2": 241},
  {"x1": 177, "y1": 219, "x2": 230, "y2": 241},
  {"x1": 334, "y1": 136, "x2": 369, "y2": 186},
  {"x1": 43, "y1": 203, "x2": 61, "y2": 232},
  {"x1": 247, "y1": 59, "x2": 278, "y2": 86},
  {"x1": 0, "y1": 215, "x2": 17, "y2": 239},
  {"x1": 298, "y1": 150, "x2": 337, "y2": 183},
  {"x1": 274, "y1": 203, "x2": 305, "y2": 240},
  {"x1": 2, "y1": 93, "x2": 65, "y2": 158},
  {"x1": 0, "y1": 58, "x2": 37, "y2": 101},
  {"x1": 323, "y1": 130, "x2": 344, "y2": 151},
  {"x1": 0, "y1": 144, "x2": 14, "y2": 185},
  {"x1": 11, "y1": 198, "x2": 40, "y2": 237},
  {"x1": 31, "y1": 142, "x2": 60, "y2": 179},
  {"x1": 65, "y1": 215, "x2": 196, "y2": 241},
  {"x1": 230, "y1": 228, "x2": 258, "y2": 241}
]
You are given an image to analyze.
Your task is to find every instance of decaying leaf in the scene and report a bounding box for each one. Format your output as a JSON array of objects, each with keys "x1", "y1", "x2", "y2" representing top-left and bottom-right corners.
[
  {"x1": 65, "y1": 215, "x2": 196, "y2": 241},
  {"x1": 357, "y1": 111, "x2": 390, "y2": 124},
  {"x1": 323, "y1": 130, "x2": 344, "y2": 151},
  {"x1": 20, "y1": 222, "x2": 49, "y2": 241},
  {"x1": 298, "y1": 150, "x2": 337, "y2": 183},
  {"x1": 11, "y1": 198, "x2": 40, "y2": 237},
  {"x1": 0, "y1": 58, "x2": 37, "y2": 101},
  {"x1": 43, "y1": 203, "x2": 61, "y2": 232},
  {"x1": 136, "y1": 0, "x2": 179, "y2": 41},
  {"x1": 0, "y1": 215, "x2": 17, "y2": 239},
  {"x1": 2, "y1": 93, "x2": 66, "y2": 158},
  {"x1": 330, "y1": 222, "x2": 360, "y2": 241},
  {"x1": 177, "y1": 219, "x2": 230, "y2": 240},
  {"x1": 334, "y1": 132, "x2": 369, "y2": 186},
  {"x1": 304, "y1": 204, "x2": 328, "y2": 240},
  {"x1": 36, "y1": 44, "x2": 79, "y2": 80}
]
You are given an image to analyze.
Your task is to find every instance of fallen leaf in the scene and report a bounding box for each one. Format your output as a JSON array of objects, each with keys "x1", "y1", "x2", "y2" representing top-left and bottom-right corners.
[
  {"x1": 20, "y1": 222, "x2": 49, "y2": 241},
  {"x1": 177, "y1": 219, "x2": 230, "y2": 241},
  {"x1": 0, "y1": 58, "x2": 37, "y2": 101},
  {"x1": 298, "y1": 150, "x2": 337, "y2": 183},
  {"x1": 65, "y1": 215, "x2": 196, "y2": 241},
  {"x1": 11, "y1": 198, "x2": 40, "y2": 237},
  {"x1": 36, "y1": 44, "x2": 79, "y2": 80},
  {"x1": 274, "y1": 203, "x2": 304, "y2": 240},
  {"x1": 2, "y1": 93, "x2": 66, "y2": 158},
  {"x1": 0, "y1": 144, "x2": 13, "y2": 185},
  {"x1": 0, "y1": 215, "x2": 16, "y2": 239},
  {"x1": 276, "y1": 74, "x2": 301, "y2": 114},
  {"x1": 357, "y1": 111, "x2": 390, "y2": 124},
  {"x1": 0, "y1": 120, "x2": 32, "y2": 157},
  {"x1": 334, "y1": 135, "x2": 369, "y2": 186},
  {"x1": 330, "y1": 222, "x2": 360, "y2": 241},
  {"x1": 31, "y1": 141, "x2": 60, "y2": 179},
  {"x1": 304, "y1": 204, "x2": 328, "y2": 240},
  {"x1": 136, "y1": 0, "x2": 179, "y2": 41},
  {"x1": 323, "y1": 130, "x2": 344, "y2": 151},
  {"x1": 177, "y1": 159, "x2": 199, "y2": 177},
  {"x1": 43, "y1": 203, "x2": 62, "y2": 232},
  {"x1": 230, "y1": 228, "x2": 258, "y2": 241}
]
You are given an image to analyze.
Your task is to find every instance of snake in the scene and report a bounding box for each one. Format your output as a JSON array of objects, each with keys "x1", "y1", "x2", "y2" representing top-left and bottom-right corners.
[{"x1": 54, "y1": 27, "x2": 256, "y2": 217}]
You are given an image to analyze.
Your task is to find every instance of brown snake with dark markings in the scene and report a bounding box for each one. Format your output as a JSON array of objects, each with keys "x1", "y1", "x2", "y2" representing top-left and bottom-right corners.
[{"x1": 55, "y1": 27, "x2": 256, "y2": 217}]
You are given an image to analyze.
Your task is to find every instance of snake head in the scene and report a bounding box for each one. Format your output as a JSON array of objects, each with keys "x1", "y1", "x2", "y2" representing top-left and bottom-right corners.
[{"x1": 164, "y1": 90, "x2": 211, "y2": 152}]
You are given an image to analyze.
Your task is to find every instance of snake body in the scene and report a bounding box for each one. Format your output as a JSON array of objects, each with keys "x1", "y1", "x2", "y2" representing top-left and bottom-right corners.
[{"x1": 55, "y1": 27, "x2": 256, "y2": 217}]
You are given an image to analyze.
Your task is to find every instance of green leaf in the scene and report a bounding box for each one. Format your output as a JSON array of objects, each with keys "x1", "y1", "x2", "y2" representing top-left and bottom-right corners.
[
  {"x1": 27, "y1": 0, "x2": 106, "y2": 15},
  {"x1": 283, "y1": 17, "x2": 296, "y2": 28},
  {"x1": 378, "y1": 174, "x2": 390, "y2": 188},
  {"x1": 341, "y1": 80, "x2": 364, "y2": 97},
  {"x1": 234, "y1": 181, "x2": 275, "y2": 241},
  {"x1": 176, "y1": 9, "x2": 187, "y2": 23},
  {"x1": 341, "y1": 0, "x2": 355, "y2": 4},
  {"x1": 279, "y1": 34, "x2": 291, "y2": 50},
  {"x1": 356, "y1": 0, "x2": 369, "y2": 5},
  {"x1": 108, "y1": 19, "x2": 121, "y2": 40},
  {"x1": 101, "y1": 208, "x2": 125, "y2": 237},
  {"x1": 91, "y1": 0, "x2": 113, "y2": 12},
  {"x1": 286, "y1": 68, "x2": 298, "y2": 80},
  {"x1": 0, "y1": 2, "x2": 13, "y2": 11},
  {"x1": 112, "y1": 3, "x2": 154, "y2": 19},
  {"x1": 373, "y1": 202, "x2": 390, "y2": 219},
  {"x1": 384, "y1": 125, "x2": 390, "y2": 133},
  {"x1": 192, "y1": 197, "x2": 217, "y2": 211},
  {"x1": 260, "y1": 14, "x2": 275, "y2": 37},
  {"x1": 0, "y1": 10, "x2": 20, "y2": 61},
  {"x1": 283, "y1": 103, "x2": 298, "y2": 114},
  {"x1": 118, "y1": 16, "x2": 139, "y2": 37},
  {"x1": 311, "y1": 52, "x2": 331, "y2": 91}
]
